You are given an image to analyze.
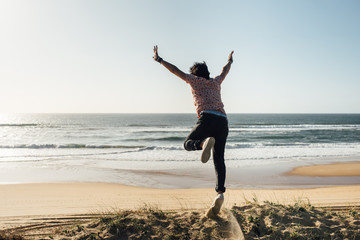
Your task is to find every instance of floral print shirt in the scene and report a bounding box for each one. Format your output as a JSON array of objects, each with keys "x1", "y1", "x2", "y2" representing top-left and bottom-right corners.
[{"x1": 184, "y1": 74, "x2": 226, "y2": 117}]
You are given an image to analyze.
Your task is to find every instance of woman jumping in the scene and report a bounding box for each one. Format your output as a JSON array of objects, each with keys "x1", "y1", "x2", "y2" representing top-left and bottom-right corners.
[{"x1": 153, "y1": 46, "x2": 233, "y2": 217}]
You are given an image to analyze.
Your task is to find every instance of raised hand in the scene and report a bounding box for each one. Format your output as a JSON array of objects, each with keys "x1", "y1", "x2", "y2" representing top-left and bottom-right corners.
[
  {"x1": 153, "y1": 45, "x2": 163, "y2": 63},
  {"x1": 153, "y1": 45, "x2": 159, "y2": 60},
  {"x1": 228, "y1": 51, "x2": 234, "y2": 63}
]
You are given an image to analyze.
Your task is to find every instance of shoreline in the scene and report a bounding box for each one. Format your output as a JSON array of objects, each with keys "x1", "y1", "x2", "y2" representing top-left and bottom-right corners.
[{"x1": 2, "y1": 158, "x2": 360, "y2": 190}]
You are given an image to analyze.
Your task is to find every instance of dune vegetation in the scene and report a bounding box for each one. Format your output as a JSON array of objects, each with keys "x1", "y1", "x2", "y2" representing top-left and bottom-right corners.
[{"x1": 1, "y1": 199, "x2": 359, "y2": 240}]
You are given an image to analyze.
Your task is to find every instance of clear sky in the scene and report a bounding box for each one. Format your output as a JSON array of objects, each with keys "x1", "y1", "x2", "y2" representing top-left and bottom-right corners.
[{"x1": 0, "y1": 0, "x2": 359, "y2": 113}]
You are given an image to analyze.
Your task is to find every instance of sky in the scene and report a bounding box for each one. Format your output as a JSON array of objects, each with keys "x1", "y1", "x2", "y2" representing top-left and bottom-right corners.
[{"x1": 0, "y1": 0, "x2": 359, "y2": 113}]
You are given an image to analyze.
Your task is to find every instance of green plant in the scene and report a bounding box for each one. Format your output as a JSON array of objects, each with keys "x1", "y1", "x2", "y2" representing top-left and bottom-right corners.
[
  {"x1": 252, "y1": 193, "x2": 258, "y2": 204},
  {"x1": 349, "y1": 209, "x2": 358, "y2": 217}
]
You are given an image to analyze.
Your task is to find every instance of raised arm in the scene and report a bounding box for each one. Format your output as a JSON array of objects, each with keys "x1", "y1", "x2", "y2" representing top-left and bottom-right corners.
[
  {"x1": 219, "y1": 51, "x2": 234, "y2": 79},
  {"x1": 153, "y1": 45, "x2": 187, "y2": 81}
]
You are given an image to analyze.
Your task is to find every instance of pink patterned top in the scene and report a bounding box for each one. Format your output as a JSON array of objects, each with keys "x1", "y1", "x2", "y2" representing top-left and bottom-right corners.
[{"x1": 184, "y1": 74, "x2": 226, "y2": 117}]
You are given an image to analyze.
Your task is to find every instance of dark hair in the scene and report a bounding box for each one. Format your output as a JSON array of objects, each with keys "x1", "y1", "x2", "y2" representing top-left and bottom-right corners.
[{"x1": 190, "y1": 62, "x2": 210, "y2": 79}]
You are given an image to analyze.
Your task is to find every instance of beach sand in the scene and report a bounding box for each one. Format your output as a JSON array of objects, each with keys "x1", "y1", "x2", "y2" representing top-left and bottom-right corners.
[
  {"x1": 1, "y1": 161, "x2": 360, "y2": 239},
  {"x1": 286, "y1": 161, "x2": 360, "y2": 177},
  {"x1": 1, "y1": 183, "x2": 360, "y2": 219}
]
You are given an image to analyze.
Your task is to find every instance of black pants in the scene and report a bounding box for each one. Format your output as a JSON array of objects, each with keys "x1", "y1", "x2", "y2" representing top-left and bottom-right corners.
[{"x1": 184, "y1": 113, "x2": 229, "y2": 193}]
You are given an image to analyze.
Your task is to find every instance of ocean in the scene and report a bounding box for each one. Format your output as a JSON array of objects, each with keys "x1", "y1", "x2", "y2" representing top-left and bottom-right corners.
[{"x1": 1, "y1": 113, "x2": 360, "y2": 187}]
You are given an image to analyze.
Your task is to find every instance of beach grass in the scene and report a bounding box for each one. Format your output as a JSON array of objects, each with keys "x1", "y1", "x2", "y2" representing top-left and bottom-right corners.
[{"x1": 1, "y1": 200, "x2": 359, "y2": 240}]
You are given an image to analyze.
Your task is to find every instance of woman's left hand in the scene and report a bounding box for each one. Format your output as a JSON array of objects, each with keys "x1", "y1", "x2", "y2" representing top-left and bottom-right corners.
[
  {"x1": 228, "y1": 51, "x2": 234, "y2": 63},
  {"x1": 153, "y1": 45, "x2": 160, "y2": 61}
]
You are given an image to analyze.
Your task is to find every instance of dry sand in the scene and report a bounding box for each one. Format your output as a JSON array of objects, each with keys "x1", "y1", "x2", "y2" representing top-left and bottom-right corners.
[
  {"x1": 1, "y1": 183, "x2": 360, "y2": 218},
  {"x1": 1, "y1": 183, "x2": 360, "y2": 239},
  {"x1": 286, "y1": 161, "x2": 360, "y2": 177}
]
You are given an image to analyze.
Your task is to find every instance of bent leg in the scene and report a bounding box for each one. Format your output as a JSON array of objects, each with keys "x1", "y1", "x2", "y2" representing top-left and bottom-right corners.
[
  {"x1": 184, "y1": 116, "x2": 211, "y2": 151},
  {"x1": 184, "y1": 119, "x2": 208, "y2": 151}
]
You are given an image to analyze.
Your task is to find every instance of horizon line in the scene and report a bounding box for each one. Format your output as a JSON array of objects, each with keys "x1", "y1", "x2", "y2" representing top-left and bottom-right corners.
[{"x1": 1, "y1": 112, "x2": 360, "y2": 115}]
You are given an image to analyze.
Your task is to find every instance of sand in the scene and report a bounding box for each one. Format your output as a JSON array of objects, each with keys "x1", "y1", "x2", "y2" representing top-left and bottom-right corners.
[
  {"x1": 286, "y1": 161, "x2": 360, "y2": 177},
  {"x1": 1, "y1": 161, "x2": 360, "y2": 218},
  {"x1": 1, "y1": 183, "x2": 360, "y2": 218},
  {"x1": 1, "y1": 161, "x2": 360, "y2": 238},
  {"x1": 1, "y1": 183, "x2": 360, "y2": 239}
]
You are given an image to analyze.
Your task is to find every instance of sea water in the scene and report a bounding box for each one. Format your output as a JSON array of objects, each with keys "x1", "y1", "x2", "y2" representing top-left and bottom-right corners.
[{"x1": 0, "y1": 113, "x2": 360, "y2": 185}]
